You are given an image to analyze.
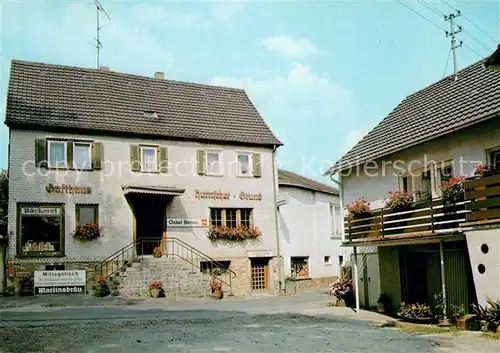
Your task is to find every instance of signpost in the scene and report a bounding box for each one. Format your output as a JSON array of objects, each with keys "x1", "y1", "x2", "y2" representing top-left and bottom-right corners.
[
  {"x1": 34, "y1": 270, "x2": 86, "y2": 295},
  {"x1": 167, "y1": 218, "x2": 208, "y2": 227}
]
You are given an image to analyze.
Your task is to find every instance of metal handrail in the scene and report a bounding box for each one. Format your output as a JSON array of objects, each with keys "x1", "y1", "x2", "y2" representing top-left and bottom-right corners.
[{"x1": 95, "y1": 237, "x2": 235, "y2": 295}]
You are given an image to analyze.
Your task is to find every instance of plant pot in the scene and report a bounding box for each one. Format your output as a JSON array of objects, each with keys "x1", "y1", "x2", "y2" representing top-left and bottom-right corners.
[
  {"x1": 456, "y1": 317, "x2": 467, "y2": 330},
  {"x1": 150, "y1": 288, "x2": 161, "y2": 298},
  {"x1": 153, "y1": 254, "x2": 162, "y2": 258},
  {"x1": 480, "y1": 320, "x2": 489, "y2": 332},
  {"x1": 211, "y1": 289, "x2": 223, "y2": 300},
  {"x1": 285, "y1": 281, "x2": 297, "y2": 295},
  {"x1": 377, "y1": 301, "x2": 385, "y2": 313}
]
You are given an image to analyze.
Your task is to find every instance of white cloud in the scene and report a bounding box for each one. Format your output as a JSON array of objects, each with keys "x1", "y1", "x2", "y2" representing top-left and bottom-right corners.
[
  {"x1": 343, "y1": 129, "x2": 367, "y2": 152},
  {"x1": 262, "y1": 36, "x2": 318, "y2": 58},
  {"x1": 208, "y1": 0, "x2": 246, "y2": 24},
  {"x1": 212, "y1": 62, "x2": 354, "y2": 119}
]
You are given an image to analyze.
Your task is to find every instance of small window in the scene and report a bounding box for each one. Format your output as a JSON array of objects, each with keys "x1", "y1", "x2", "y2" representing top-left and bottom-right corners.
[
  {"x1": 48, "y1": 141, "x2": 67, "y2": 168},
  {"x1": 206, "y1": 151, "x2": 221, "y2": 175},
  {"x1": 45, "y1": 265, "x2": 65, "y2": 271},
  {"x1": 18, "y1": 204, "x2": 64, "y2": 256},
  {"x1": 73, "y1": 142, "x2": 92, "y2": 169},
  {"x1": 210, "y1": 208, "x2": 223, "y2": 227},
  {"x1": 329, "y1": 204, "x2": 341, "y2": 236},
  {"x1": 237, "y1": 153, "x2": 252, "y2": 176},
  {"x1": 291, "y1": 256, "x2": 309, "y2": 278},
  {"x1": 240, "y1": 209, "x2": 252, "y2": 228},
  {"x1": 226, "y1": 209, "x2": 238, "y2": 228},
  {"x1": 324, "y1": 256, "x2": 331, "y2": 263},
  {"x1": 141, "y1": 146, "x2": 157, "y2": 172},
  {"x1": 200, "y1": 261, "x2": 231, "y2": 275},
  {"x1": 76, "y1": 204, "x2": 98, "y2": 227}
]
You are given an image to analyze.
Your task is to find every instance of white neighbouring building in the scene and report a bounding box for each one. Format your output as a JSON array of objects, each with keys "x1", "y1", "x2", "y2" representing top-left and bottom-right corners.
[
  {"x1": 4, "y1": 60, "x2": 284, "y2": 297},
  {"x1": 277, "y1": 169, "x2": 343, "y2": 290}
]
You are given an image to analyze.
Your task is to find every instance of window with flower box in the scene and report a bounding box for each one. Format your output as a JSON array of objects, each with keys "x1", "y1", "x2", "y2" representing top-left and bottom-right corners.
[
  {"x1": 209, "y1": 208, "x2": 253, "y2": 228},
  {"x1": 17, "y1": 204, "x2": 64, "y2": 257},
  {"x1": 75, "y1": 204, "x2": 99, "y2": 228}
]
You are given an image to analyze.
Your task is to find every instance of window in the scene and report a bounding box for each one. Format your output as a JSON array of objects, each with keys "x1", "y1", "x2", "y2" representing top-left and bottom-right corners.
[
  {"x1": 18, "y1": 204, "x2": 64, "y2": 256},
  {"x1": 291, "y1": 256, "x2": 309, "y2": 278},
  {"x1": 329, "y1": 204, "x2": 341, "y2": 236},
  {"x1": 73, "y1": 142, "x2": 91, "y2": 169},
  {"x1": 141, "y1": 146, "x2": 157, "y2": 172},
  {"x1": 200, "y1": 260, "x2": 231, "y2": 275},
  {"x1": 48, "y1": 141, "x2": 67, "y2": 168},
  {"x1": 76, "y1": 204, "x2": 98, "y2": 227},
  {"x1": 206, "y1": 151, "x2": 221, "y2": 175},
  {"x1": 209, "y1": 208, "x2": 253, "y2": 228},
  {"x1": 324, "y1": 256, "x2": 331, "y2": 263},
  {"x1": 237, "y1": 153, "x2": 251, "y2": 176},
  {"x1": 434, "y1": 163, "x2": 453, "y2": 197},
  {"x1": 490, "y1": 150, "x2": 500, "y2": 169}
]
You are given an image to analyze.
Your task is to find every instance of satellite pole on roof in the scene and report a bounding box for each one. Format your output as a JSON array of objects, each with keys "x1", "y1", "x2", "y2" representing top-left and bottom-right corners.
[
  {"x1": 445, "y1": 10, "x2": 463, "y2": 81},
  {"x1": 95, "y1": 0, "x2": 111, "y2": 69}
]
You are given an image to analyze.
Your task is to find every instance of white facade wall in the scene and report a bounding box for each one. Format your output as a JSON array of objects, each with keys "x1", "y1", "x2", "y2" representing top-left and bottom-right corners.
[
  {"x1": 7, "y1": 129, "x2": 279, "y2": 264},
  {"x1": 341, "y1": 118, "x2": 500, "y2": 208},
  {"x1": 277, "y1": 186, "x2": 343, "y2": 279}
]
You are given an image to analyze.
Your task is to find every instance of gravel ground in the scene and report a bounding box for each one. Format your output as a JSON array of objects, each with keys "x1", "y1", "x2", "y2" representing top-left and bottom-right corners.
[
  {"x1": 1, "y1": 291, "x2": 498, "y2": 353},
  {"x1": 1, "y1": 312, "x2": 444, "y2": 353}
]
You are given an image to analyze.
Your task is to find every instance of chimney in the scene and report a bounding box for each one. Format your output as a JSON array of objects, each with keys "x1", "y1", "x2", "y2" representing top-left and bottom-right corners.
[
  {"x1": 100, "y1": 66, "x2": 109, "y2": 72},
  {"x1": 154, "y1": 71, "x2": 165, "y2": 80}
]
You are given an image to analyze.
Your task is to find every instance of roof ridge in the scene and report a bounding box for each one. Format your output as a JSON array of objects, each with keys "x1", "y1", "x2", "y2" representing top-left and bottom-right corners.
[
  {"x1": 278, "y1": 169, "x2": 338, "y2": 193},
  {"x1": 10, "y1": 59, "x2": 246, "y2": 93}
]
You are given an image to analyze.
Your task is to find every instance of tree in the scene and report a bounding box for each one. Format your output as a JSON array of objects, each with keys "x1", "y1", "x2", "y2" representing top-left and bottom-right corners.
[{"x1": 0, "y1": 169, "x2": 7, "y2": 237}]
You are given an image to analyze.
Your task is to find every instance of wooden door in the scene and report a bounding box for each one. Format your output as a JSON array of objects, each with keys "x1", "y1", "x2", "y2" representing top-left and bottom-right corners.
[{"x1": 251, "y1": 258, "x2": 269, "y2": 291}]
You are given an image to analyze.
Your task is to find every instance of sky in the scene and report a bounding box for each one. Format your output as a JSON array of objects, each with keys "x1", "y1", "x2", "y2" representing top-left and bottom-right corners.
[{"x1": 0, "y1": 0, "x2": 499, "y2": 183}]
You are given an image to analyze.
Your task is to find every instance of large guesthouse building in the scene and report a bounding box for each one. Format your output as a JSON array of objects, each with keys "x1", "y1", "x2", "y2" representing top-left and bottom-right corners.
[{"x1": 4, "y1": 60, "x2": 283, "y2": 296}]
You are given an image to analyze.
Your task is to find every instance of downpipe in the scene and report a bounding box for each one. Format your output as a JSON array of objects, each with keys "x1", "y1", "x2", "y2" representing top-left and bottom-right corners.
[{"x1": 271, "y1": 144, "x2": 284, "y2": 295}]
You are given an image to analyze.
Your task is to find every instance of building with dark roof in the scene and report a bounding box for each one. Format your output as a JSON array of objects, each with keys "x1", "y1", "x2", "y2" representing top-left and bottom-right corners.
[
  {"x1": 4, "y1": 60, "x2": 284, "y2": 297},
  {"x1": 276, "y1": 169, "x2": 342, "y2": 288},
  {"x1": 324, "y1": 59, "x2": 500, "y2": 315}
]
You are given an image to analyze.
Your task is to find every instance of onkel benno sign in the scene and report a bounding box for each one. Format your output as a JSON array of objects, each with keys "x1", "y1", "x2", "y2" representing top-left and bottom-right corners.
[{"x1": 34, "y1": 270, "x2": 86, "y2": 295}]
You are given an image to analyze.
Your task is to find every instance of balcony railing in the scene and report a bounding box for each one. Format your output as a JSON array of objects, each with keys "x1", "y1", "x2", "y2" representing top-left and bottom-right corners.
[{"x1": 344, "y1": 173, "x2": 500, "y2": 241}]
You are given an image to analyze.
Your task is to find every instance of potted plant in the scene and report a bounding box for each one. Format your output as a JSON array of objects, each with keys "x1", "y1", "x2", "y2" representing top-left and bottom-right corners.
[
  {"x1": 441, "y1": 176, "x2": 465, "y2": 205},
  {"x1": 73, "y1": 222, "x2": 102, "y2": 241},
  {"x1": 397, "y1": 302, "x2": 435, "y2": 324},
  {"x1": 148, "y1": 280, "x2": 163, "y2": 298},
  {"x1": 377, "y1": 292, "x2": 391, "y2": 314},
  {"x1": 210, "y1": 278, "x2": 223, "y2": 300},
  {"x1": 284, "y1": 275, "x2": 297, "y2": 295},
  {"x1": 346, "y1": 197, "x2": 371, "y2": 220},
  {"x1": 93, "y1": 275, "x2": 110, "y2": 297},
  {"x1": 473, "y1": 163, "x2": 497, "y2": 178},
  {"x1": 451, "y1": 304, "x2": 467, "y2": 330},
  {"x1": 153, "y1": 246, "x2": 162, "y2": 258},
  {"x1": 385, "y1": 191, "x2": 413, "y2": 213}
]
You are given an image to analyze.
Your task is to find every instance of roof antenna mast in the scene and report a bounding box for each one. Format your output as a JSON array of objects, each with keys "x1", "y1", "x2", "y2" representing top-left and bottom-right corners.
[
  {"x1": 445, "y1": 10, "x2": 463, "y2": 81},
  {"x1": 95, "y1": 0, "x2": 111, "y2": 69}
]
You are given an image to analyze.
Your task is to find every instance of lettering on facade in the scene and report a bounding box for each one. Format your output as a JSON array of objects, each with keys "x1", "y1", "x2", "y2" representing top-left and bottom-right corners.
[
  {"x1": 21, "y1": 207, "x2": 61, "y2": 216},
  {"x1": 239, "y1": 192, "x2": 263, "y2": 201},
  {"x1": 46, "y1": 183, "x2": 92, "y2": 194},
  {"x1": 194, "y1": 190, "x2": 262, "y2": 201},
  {"x1": 34, "y1": 270, "x2": 86, "y2": 296},
  {"x1": 194, "y1": 190, "x2": 230, "y2": 200},
  {"x1": 167, "y1": 218, "x2": 208, "y2": 227}
]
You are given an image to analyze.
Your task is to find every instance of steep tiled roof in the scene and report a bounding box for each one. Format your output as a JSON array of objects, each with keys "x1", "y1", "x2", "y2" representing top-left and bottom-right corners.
[
  {"x1": 278, "y1": 169, "x2": 338, "y2": 195},
  {"x1": 325, "y1": 59, "x2": 500, "y2": 175},
  {"x1": 485, "y1": 45, "x2": 500, "y2": 69},
  {"x1": 5, "y1": 60, "x2": 282, "y2": 146}
]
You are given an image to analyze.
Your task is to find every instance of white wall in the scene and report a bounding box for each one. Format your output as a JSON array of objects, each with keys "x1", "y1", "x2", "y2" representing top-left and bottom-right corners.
[
  {"x1": 341, "y1": 117, "x2": 500, "y2": 209},
  {"x1": 278, "y1": 185, "x2": 342, "y2": 279},
  {"x1": 465, "y1": 228, "x2": 500, "y2": 306},
  {"x1": 7, "y1": 129, "x2": 279, "y2": 264}
]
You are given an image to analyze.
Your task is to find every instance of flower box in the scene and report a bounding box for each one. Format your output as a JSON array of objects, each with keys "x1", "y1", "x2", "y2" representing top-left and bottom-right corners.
[{"x1": 207, "y1": 225, "x2": 262, "y2": 242}]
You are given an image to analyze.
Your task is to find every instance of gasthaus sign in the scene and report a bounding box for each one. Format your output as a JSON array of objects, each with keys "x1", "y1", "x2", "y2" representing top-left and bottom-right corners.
[{"x1": 34, "y1": 270, "x2": 86, "y2": 295}]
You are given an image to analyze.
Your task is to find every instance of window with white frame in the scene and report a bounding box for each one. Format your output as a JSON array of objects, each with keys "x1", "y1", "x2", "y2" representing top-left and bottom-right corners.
[
  {"x1": 329, "y1": 203, "x2": 341, "y2": 236},
  {"x1": 48, "y1": 141, "x2": 67, "y2": 168},
  {"x1": 73, "y1": 142, "x2": 92, "y2": 169},
  {"x1": 433, "y1": 163, "x2": 453, "y2": 197},
  {"x1": 237, "y1": 153, "x2": 252, "y2": 176},
  {"x1": 206, "y1": 151, "x2": 221, "y2": 175},
  {"x1": 141, "y1": 146, "x2": 157, "y2": 172},
  {"x1": 400, "y1": 162, "x2": 453, "y2": 200}
]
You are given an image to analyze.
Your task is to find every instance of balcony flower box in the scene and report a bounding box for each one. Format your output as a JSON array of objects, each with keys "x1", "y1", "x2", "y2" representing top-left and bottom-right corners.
[
  {"x1": 441, "y1": 176, "x2": 465, "y2": 206},
  {"x1": 385, "y1": 191, "x2": 413, "y2": 213},
  {"x1": 206, "y1": 225, "x2": 262, "y2": 242},
  {"x1": 346, "y1": 198, "x2": 372, "y2": 220}
]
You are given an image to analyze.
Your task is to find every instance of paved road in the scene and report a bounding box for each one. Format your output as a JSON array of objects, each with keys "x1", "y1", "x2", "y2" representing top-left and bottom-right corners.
[{"x1": 0, "y1": 291, "x2": 497, "y2": 353}]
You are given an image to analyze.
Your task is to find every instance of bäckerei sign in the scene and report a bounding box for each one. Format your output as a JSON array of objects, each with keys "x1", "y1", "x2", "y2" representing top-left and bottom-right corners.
[{"x1": 34, "y1": 270, "x2": 86, "y2": 295}]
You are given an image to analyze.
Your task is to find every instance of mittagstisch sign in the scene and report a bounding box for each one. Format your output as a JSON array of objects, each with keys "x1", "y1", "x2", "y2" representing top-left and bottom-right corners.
[{"x1": 34, "y1": 270, "x2": 86, "y2": 295}]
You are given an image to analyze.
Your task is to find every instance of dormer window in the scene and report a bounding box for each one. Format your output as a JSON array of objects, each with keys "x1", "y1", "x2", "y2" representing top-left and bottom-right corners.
[{"x1": 143, "y1": 111, "x2": 158, "y2": 119}]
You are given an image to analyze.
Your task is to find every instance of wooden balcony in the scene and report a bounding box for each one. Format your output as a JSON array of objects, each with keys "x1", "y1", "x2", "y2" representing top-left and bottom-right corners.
[
  {"x1": 463, "y1": 173, "x2": 500, "y2": 226},
  {"x1": 344, "y1": 173, "x2": 500, "y2": 243}
]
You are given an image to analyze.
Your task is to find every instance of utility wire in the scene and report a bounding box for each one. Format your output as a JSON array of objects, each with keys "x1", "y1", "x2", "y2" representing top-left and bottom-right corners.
[
  {"x1": 417, "y1": 0, "x2": 445, "y2": 17},
  {"x1": 395, "y1": 0, "x2": 447, "y2": 33},
  {"x1": 440, "y1": 0, "x2": 497, "y2": 43},
  {"x1": 463, "y1": 42, "x2": 485, "y2": 59},
  {"x1": 443, "y1": 46, "x2": 452, "y2": 78},
  {"x1": 462, "y1": 29, "x2": 493, "y2": 52}
]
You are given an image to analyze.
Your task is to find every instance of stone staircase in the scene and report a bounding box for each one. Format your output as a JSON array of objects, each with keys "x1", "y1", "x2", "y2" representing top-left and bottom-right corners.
[{"x1": 113, "y1": 257, "x2": 212, "y2": 298}]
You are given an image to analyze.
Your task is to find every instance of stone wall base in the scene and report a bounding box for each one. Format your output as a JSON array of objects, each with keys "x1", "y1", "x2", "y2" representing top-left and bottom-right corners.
[{"x1": 284, "y1": 276, "x2": 337, "y2": 295}]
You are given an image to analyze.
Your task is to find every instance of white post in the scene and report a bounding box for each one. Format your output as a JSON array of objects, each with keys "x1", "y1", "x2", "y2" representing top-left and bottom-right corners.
[
  {"x1": 439, "y1": 239, "x2": 448, "y2": 320},
  {"x1": 353, "y1": 246, "x2": 360, "y2": 313}
]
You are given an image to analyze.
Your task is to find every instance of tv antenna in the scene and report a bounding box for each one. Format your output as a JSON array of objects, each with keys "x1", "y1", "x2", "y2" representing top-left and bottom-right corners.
[{"x1": 95, "y1": 0, "x2": 111, "y2": 69}]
